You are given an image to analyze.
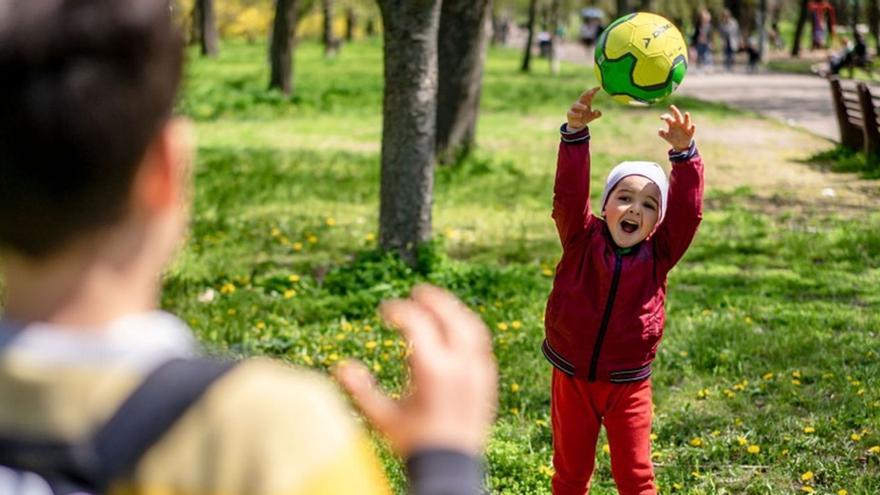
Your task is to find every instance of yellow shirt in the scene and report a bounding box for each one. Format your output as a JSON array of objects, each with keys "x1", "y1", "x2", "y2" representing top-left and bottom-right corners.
[{"x1": 0, "y1": 312, "x2": 392, "y2": 495}]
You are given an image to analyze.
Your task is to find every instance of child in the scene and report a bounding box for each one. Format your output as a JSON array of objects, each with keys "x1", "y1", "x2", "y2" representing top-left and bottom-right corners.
[
  {"x1": 542, "y1": 87, "x2": 704, "y2": 495},
  {"x1": 0, "y1": 0, "x2": 495, "y2": 493}
]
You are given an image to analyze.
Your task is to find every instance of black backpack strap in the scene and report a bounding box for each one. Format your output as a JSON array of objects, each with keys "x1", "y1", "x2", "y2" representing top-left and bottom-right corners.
[{"x1": 0, "y1": 357, "x2": 237, "y2": 491}]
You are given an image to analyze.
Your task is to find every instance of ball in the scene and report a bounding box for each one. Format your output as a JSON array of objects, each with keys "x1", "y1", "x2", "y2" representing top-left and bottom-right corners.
[{"x1": 594, "y1": 12, "x2": 688, "y2": 106}]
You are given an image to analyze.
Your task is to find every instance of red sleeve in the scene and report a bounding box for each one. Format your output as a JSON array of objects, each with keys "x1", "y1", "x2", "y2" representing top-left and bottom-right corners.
[
  {"x1": 653, "y1": 144, "x2": 704, "y2": 272},
  {"x1": 552, "y1": 124, "x2": 594, "y2": 249}
]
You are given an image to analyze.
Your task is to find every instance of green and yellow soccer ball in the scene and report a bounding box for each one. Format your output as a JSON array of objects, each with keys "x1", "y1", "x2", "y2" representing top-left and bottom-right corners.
[{"x1": 594, "y1": 12, "x2": 688, "y2": 106}]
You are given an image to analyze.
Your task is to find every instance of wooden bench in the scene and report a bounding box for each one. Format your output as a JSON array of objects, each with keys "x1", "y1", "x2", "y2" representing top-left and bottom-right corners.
[{"x1": 829, "y1": 76, "x2": 880, "y2": 157}]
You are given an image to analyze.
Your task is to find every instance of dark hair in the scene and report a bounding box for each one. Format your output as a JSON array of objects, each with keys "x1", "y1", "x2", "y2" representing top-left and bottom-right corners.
[{"x1": 0, "y1": 0, "x2": 183, "y2": 258}]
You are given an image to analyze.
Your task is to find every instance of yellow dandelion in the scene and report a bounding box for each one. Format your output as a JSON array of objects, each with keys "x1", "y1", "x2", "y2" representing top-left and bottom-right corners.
[
  {"x1": 383, "y1": 339, "x2": 394, "y2": 347},
  {"x1": 288, "y1": 274, "x2": 301, "y2": 283},
  {"x1": 328, "y1": 353, "x2": 339, "y2": 362},
  {"x1": 372, "y1": 363, "x2": 382, "y2": 372},
  {"x1": 220, "y1": 282, "x2": 236, "y2": 294},
  {"x1": 679, "y1": 350, "x2": 689, "y2": 357},
  {"x1": 801, "y1": 487, "x2": 815, "y2": 494},
  {"x1": 868, "y1": 445, "x2": 880, "y2": 454},
  {"x1": 364, "y1": 233, "x2": 376, "y2": 242},
  {"x1": 803, "y1": 426, "x2": 815, "y2": 434},
  {"x1": 283, "y1": 289, "x2": 297, "y2": 299},
  {"x1": 510, "y1": 383, "x2": 521, "y2": 393},
  {"x1": 737, "y1": 436, "x2": 748, "y2": 446},
  {"x1": 851, "y1": 433, "x2": 862, "y2": 442},
  {"x1": 763, "y1": 372, "x2": 774, "y2": 380},
  {"x1": 307, "y1": 234, "x2": 318, "y2": 244},
  {"x1": 292, "y1": 242, "x2": 303, "y2": 251},
  {"x1": 691, "y1": 471, "x2": 701, "y2": 479},
  {"x1": 734, "y1": 418, "x2": 743, "y2": 426},
  {"x1": 792, "y1": 379, "x2": 802, "y2": 385},
  {"x1": 538, "y1": 465, "x2": 555, "y2": 477},
  {"x1": 673, "y1": 482, "x2": 684, "y2": 490},
  {"x1": 697, "y1": 388, "x2": 710, "y2": 399},
  {"x1": 335, "y1": 333, "x2": 346, "y2": 341},
  {"x1": 724, "y1": 389, "x2": 736, "y2": 399},
  {"x1": 325, "y1": 217, "x2": 336, "y2": 227},
  {"x1": 534, "y1": 419, "x2": 548, "y2": 427},
  {"x1": 542, "y1": 267, "x2": 554, "y2": 277},
  {"x1": 781, "y1": 448, "x2": 789, "y2": 456},
  {"x1": 689, "y1": 437, "x2": 703, "y2": 447},
  {"x1": 792, "y1": 370, "x2": 802, "y2": 378},
  {"x1": 711, "y1": 430, "x2": 720, "y2": 437},
  {"x1": 650, "y1": 433, "x2": 658, "y2": 441},
  {"x1": 510, "y1": 407, "x2": 519, "y2": 415},
  {"x1": 747, "y1": 444, "x2": 760, "y2": 454},
  {"x1": 497, "y1": 322, "x2": 509, "y2": 331},
  {"x1": 511, "y1": 320, "x2": 522, "y2": 329},
  {"x1": 857, "y1": 389, "x2": 865, "y2": 396},
  {"x1": 302, "y1": 355, "x2": 313, "y2": 366},
  {"x1": 227, "y1": 308, "x2": 237, "y2": 316},
  {"x1": 801, "y1": 471, "x2": 813, "y2": 482},
  {"x1": 838, "y1": 490, "x2": 848, "y2": 495},
  {"x1": 364, "y1": 324, "x2": 373, "y2": 332},
  {"x1": 341, "y1": 321, "x2": 353, "y2": 332},
  {"x1": 365, "y1": 341, "x2": 378, "y2": 350},
  {"x1": 255, "y1": 321, "x2": 266, "y2": 330},
  {"x1": 271, "y1": 227, "x2": 281, "y2": 237},
  {"x1": 602, "y1": 444, "x2": 610, "y2": 454}
]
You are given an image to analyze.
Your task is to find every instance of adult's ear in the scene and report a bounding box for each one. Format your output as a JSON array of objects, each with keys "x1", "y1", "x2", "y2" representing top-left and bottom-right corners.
[{"x1": 132, "y1": 118, "x2": 195, "y2": 214}]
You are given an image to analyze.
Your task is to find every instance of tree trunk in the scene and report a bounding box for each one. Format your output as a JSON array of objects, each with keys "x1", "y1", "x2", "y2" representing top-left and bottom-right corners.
[
  {"x1": 345, "y1": 8, "x2": 356, "y2": 41},
  {"x1": 868, "y1": 0, "x2": 880, "y2": 54},
  {"x1": 196, "y1": 0, "x2": 219, "y2": 57},
  {"x1": 376, "y1": 0, "x2": 442, "y2": 264},
  {"x1": 639, "y1": 0, "x2": 652, "y2": 10},
  {"x1": 323, "y1": 0, "x2": 339, "y2": 57},
  {"x1": 521, "y1": 0, "x2": 538, "y2": 72},
  {"x1": 616, "y1": 0, "x2": 629, "y2": 18},
  {"x1": 270, "y1": 0, "x2": 299, "y2": 95},
  {"x1": 549, "y1": 0, "x2": 561, "y2": 74},
  {"x1": 791, "y1": 0, "x2": 809, "y2": 57},
  {"x1": 436, "y1": 0, "x2": 492, "y2": 165}
]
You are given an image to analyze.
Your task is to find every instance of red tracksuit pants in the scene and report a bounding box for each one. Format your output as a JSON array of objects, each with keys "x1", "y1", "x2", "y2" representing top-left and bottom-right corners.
[{"x1": 551, "y1": 368, "x2": 655, "y2": 495}]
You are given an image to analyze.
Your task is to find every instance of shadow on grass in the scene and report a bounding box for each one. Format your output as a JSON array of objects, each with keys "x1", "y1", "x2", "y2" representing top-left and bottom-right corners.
[{"x1": 799, "y1": 144, "x2": 880, "y2": 179}]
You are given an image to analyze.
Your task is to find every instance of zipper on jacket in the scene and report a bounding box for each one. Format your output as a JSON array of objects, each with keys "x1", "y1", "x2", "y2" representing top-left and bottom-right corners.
[{"x1": 588, "y1": 247, "x2": 628, "y2": 381}]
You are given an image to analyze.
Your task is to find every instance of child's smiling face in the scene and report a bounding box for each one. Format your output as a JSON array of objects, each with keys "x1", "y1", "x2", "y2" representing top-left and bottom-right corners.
[{"x1": 603, "y1": 175, "x2": 662, "y2": 248}]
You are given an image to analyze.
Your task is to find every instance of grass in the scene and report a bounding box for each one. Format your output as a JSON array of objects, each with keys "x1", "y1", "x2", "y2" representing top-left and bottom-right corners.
[{"x1": 168, "y1": 39, "x2": 880, "y2": 494}]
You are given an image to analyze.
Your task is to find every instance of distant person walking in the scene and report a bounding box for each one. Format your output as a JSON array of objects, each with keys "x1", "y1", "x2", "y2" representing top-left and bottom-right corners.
[
  {"x1": 719, "y1": 9, "x2": 741, "y2": 71},
  {"x1": 692, "y1": 9, "x2": 714, "y2": 69}
]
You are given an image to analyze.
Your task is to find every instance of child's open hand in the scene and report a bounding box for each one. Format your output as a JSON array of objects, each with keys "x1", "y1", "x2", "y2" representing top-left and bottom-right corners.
[
  {"x1": 567, "y1": 87, "x2": 602, "y2": 131},
  {"x1": 659, "y1": 105, "x2": 696, "y2": 152}
]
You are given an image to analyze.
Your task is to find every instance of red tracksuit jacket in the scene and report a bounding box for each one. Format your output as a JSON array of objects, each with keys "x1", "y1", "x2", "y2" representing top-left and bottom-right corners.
[{"x1": 542, "y1": 125, "x2": 704, "y2": 383}]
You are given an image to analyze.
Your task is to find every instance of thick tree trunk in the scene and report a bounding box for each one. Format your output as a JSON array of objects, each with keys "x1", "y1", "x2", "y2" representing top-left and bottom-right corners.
[
  {"x1": 436, "y1": 0, "x2": 492, "y2": 165},
  {"x1": 270, "y1": 0, "x2": 299, "y2": 95},
  {"x1": 521, "y1": 0, "x2": 538, "y2": 72},
  {"x1": 791, "y1": 0, "x2": 809, "y2": 57},
  {"x1": 616, "y1": 0, "x2": 629, "y2": 18},
  {"x1": 196, "y1": 0, "x2": 219, "y2": 57},
  {"x1": 868, "y1": 0, "x2": 880, "y2": 53},
  {"x1": 323, "y1": 0, "x2": 339, "y2": 57},
  {"x1": 376, "y1": 0, "x2": 442, "y2": 264},
  {"x1": 345, "y1": 8, "x2": 356, "y2": 41}
]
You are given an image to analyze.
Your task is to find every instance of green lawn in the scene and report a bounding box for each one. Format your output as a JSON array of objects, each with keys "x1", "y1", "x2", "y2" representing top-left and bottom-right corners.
[{"x1": 168, "y1": 39, "x2": 880, "y2": 494}]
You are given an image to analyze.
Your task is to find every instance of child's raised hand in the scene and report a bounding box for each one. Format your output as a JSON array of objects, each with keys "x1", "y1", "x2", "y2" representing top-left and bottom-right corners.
[
  {"x1": 567, "y1": 87, "x2": 602, "y2": 131},
  {"x1": 659, "y1": 105, "x2": 696, "y2": 151}
]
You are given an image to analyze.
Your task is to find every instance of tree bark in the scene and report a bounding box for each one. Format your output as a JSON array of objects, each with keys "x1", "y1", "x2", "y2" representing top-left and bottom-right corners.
[
  {"x1": 323, "y1": 0, "x2": 339, "y2": 57},
  {"x1": 868, "y1": 0, "x2": 880, "y2": 53},
  {"x1": 345, "y1": 8, "x2": 356, "y2": 41},
  {"x1": 521, "y1": 0, "x2": 538, "y2": 72},
  {"x1": 196, "y1": 0, "x2": 219, "y2": 57},
  {"x1": 376, "y1": 0, "x2": 442, "y2": 264},
  {"x1": 270, "y1": 0, "x2": 299, "y2": 95},
  {"x1": 436, "y1": 0, "x2": 492, "y2": 165},
  {"x1": 616, "y1": 0, "x2": 629, "y2": 18},
  {"x1": 791, "y1": 0, "x2": 809, "y2": 57}
]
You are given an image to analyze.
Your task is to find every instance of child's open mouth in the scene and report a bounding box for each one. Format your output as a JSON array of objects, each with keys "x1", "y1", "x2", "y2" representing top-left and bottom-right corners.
[{"x1": 620, "y1": 219, "x2": 639, "y2": 234}]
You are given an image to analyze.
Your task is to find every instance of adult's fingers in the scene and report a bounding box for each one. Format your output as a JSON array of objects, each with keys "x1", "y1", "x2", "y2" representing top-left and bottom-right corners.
[
  {"x1": 335, "y1": 360, "x2": 401, "y2": 439},
  {"x1": 380, "y1": 299, "x2": 444, "y2": 374},
  {"x1": 410, "y1": 284, "x2": 491, "y2": 356}
]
